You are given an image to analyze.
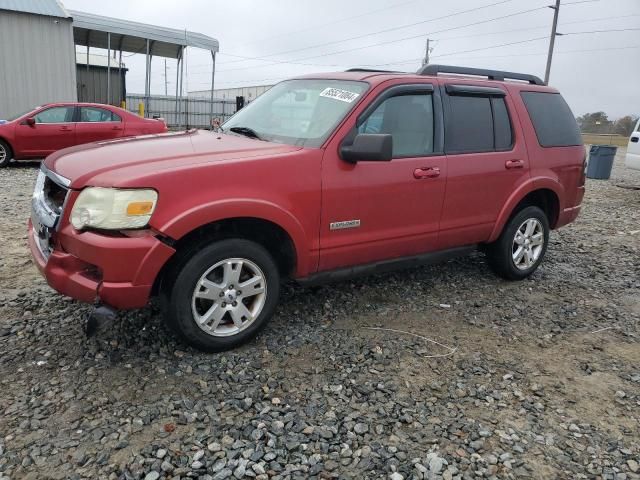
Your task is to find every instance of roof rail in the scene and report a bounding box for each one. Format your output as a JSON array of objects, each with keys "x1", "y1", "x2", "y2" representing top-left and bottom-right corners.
[
  {"x1": 345, "y1": 68, "x2": 405, "y2": 74},
  {"x1": 417, "y1": 64, "x2": 545, "y2": 86}
]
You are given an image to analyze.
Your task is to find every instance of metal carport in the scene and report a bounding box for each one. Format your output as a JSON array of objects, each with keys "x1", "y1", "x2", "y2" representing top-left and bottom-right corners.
[{"x1": 69, "y1": 10, "x2": 219, "y2": 128}]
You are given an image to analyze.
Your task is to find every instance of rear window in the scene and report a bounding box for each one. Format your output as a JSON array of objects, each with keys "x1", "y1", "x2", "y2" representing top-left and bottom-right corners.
[
  {"x1": 444, "y1": 94, "x2": 513, "y2": 154},
  {"x1": 447, "y1": 95, "x2": 494, "y2": 153},
  {"x1": 520, "y1": 92, "x2": 582, "y2": 147}
]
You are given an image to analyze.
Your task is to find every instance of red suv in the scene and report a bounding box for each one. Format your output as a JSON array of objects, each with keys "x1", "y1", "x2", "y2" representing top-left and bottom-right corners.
[{"x1": 28, "y1": 65, "x2": 585, "y2": 351}]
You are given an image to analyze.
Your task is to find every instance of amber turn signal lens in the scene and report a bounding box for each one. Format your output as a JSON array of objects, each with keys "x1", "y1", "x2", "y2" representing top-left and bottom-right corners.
[{"x1": 126, "y1": 201, "x2": 154, "y2": 216}]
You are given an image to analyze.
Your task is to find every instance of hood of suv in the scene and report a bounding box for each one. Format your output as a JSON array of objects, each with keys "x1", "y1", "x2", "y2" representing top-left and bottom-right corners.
[{"x1": 45, "y1": 130, "x2": 302, "y2": 188}]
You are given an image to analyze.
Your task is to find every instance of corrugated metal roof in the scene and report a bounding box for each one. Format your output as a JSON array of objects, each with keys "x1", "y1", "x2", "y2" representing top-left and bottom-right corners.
[
  {"x1": 69, "y1": 10, "x2": 219, "y2": 58},
  {"x1": 0, "y1": 0, "x2": 70, "y2": 18}
]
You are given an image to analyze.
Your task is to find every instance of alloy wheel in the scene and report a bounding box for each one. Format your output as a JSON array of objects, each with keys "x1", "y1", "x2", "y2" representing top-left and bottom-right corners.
[
  {"x1": 191, "y1": 257, "x2": 267, "y2": 337},
  {"x1": 512, "y1": 218, "x2": 545, "y2": 270}
]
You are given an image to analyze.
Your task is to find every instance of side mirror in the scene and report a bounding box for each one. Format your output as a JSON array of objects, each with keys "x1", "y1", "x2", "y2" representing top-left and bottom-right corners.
[
  {"x1": 24, "y1": 117, "x2": 36, "y2": 126},
  {"x1": 340, "y1": 133, "x2": 393, "y2": 163}
]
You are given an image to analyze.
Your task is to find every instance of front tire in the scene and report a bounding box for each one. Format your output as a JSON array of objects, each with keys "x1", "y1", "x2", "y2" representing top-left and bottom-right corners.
[
  {"x1": 0, "y1": 140, "x2": 13, "y2": 167},
  {"x1": 161, "y1": 239, "x2": 280, "y2": 352},
  {"x1": 486, "y1": 206, "x2": 549, "y2": 280}
]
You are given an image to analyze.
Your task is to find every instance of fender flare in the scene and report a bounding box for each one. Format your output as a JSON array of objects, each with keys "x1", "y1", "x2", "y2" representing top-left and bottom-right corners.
[
  {"x1": 488, "y1": 178, "x2": 564, "y2": 242},
  {"x1": 154, "y1": 198, "x2": 313, "y2": 276}
]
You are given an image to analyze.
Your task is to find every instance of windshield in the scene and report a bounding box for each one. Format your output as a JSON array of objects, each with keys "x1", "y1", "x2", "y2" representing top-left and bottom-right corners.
[{"x1": 222, "y1": 79, "x2": 368, "y2": 147}]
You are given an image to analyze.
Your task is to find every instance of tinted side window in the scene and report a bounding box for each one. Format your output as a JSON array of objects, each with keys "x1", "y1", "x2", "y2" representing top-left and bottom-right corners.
[
  {"x1": 521, "y1": 92, "x2": 582, "y2": 147},
  {"x1": 446, "y1": 95, "x2": 493, "y2": 153},
  {"x1": 358, "y1": 93, "x2": 434, "y2": 157},
  {"x1": 35, "y1": 107, "x2": 74, "y2": 123},
  {"x1": 492, "y1": 97, "x2": 513, "y2": 150},
  {"x1": 80, "y1": 107, "x2": 120, "y2": 122}
]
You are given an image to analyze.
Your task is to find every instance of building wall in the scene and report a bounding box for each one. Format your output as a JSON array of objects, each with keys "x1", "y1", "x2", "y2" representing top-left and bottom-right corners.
[
  {"x1": 76, "y1": 65, "x2": 127, "y2": 106},
  {"x1": 0, "y1": 10, "x2": 77, "y2": 119},
  {"x1": 190, "y1": 85, "x2": 273, "y2": 102}
]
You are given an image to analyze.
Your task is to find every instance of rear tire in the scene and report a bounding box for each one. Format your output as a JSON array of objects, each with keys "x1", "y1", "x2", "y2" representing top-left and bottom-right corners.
[
  {"x1": 0, "y1": 140, "x2": 13, "y2": 167},
  {"x1": 161, "y1": 238, "x2": 280, "y2": 352},
  {"x1": 486, "y1": 206, "x2": 549, "y2": 280}
]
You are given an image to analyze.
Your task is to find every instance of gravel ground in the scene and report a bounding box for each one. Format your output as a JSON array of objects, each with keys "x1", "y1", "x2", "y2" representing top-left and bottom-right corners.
[{"x1": 0, "y1": 151, "x2": 639, "y2": 480}]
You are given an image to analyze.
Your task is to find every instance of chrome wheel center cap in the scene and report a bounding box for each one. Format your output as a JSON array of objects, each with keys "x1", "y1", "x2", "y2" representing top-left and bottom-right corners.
[{"x1": 225, "y1": 289, "x2": 238, "y2": 302}]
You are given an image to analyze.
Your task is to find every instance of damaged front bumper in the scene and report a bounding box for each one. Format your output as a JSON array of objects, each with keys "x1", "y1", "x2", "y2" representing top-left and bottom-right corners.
[{"x1": 28, "y1": 167, "x2": 175, "y2": 309}]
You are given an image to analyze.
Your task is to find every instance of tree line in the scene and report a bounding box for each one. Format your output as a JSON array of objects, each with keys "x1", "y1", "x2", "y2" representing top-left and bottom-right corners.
[{"x1": 576, "y1": 112, "x2": 638, "y2": 136}]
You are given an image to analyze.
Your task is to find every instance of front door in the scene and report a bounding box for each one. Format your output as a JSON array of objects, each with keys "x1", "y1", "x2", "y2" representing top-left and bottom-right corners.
[
  {"x1": 76, "y1": 106, "x2": 125, "y2": 144},
  {"x1": 14, "y1": 106, "x2": 76, "y2": 157},
  {"x1": 438, "y1": 82, "x2": 530, "y2": 248},
  {"x1": 319, "y1": 83, "x2": 447, "y2": 271}
]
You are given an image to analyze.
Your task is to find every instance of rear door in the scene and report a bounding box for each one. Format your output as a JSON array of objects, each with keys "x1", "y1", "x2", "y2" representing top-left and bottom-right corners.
[
  {"x1": 626, "y1": 118, "x2": 640, "y2": 170},
  {"x1": 438, "y1": 82, "x2": 529, "y2": 248},
  {"x1": 76, "y1": 106, "x2": 125, "y2": 144},
  {"x1": 13, "y1": 106, "x2": 76, "y2": 157}
]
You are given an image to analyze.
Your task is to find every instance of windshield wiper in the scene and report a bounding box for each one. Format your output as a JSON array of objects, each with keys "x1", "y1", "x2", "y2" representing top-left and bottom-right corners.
[{"x1": 228, "y1": 126, "x2": 262, "y2": 140}]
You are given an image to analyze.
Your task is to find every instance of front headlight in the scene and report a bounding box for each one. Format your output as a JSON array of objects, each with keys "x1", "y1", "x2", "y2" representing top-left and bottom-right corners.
[{"x1": 70, "y1": 187, "x2": 157, "y2": 230}]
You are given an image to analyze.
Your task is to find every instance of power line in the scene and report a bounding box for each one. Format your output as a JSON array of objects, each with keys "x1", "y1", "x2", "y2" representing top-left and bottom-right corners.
[
  {"x1": 563, "y1": 27, "x2": 640, "y2": 34},
  {"x1": 182, "y1": 23, "x2": 640, "y2": 80},
  {"x1": 372, "y1": 44, "x2": 640, "y2": 66},
  {"x1": 213, "y1": 4, "x2": 550, "y2": 73},
  {"x1": 433, "y1": 44, "x2": 640, "y2": 60},
  {"x1": 230, "y1": 0, "x2": 422, "y2": 49},
  {"x1": 431, "y1": 13, "x2": 640, "y2": 41},
  {"x1": 194, "y1": 13, "x2": 638, "y2": 73},
  {"x1": 187, "y1": 44, "x2": 640, "y2": 89},
  {"x1": 213, "y1": 0, "x2": 605, "y2": 68},
  {"x1": 217, "y1": 0, "x2": 520, "y2": 66}
]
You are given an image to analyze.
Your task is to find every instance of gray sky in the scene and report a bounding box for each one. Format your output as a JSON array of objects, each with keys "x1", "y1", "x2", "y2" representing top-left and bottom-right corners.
[{"x1": 63, "y1": 0, "x2": 640, "y2": 119}]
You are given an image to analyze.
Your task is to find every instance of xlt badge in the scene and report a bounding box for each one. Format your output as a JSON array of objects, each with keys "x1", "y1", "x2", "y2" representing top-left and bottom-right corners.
[{"x1": 330, "y1": 219, "x2": 361, "y2": 231}]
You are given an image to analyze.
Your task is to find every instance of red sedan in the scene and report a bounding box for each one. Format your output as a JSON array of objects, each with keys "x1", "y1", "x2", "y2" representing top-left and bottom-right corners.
[{"x1": 0, "y1": 103, "x2": 168, "y2": 167}]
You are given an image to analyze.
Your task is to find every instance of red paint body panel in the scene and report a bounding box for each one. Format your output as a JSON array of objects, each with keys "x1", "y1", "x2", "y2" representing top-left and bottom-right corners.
[
  {"x1": 319, "y1": 77, "x2": 446, "y2": 270},
  {"x1": 0, "y1": 102, "x2": 166, "y2": 160},
  {"x1": 28, "y1": 216, "x2": 175, "y2": 309},
  {"x1": 438, "y1": 80, "x2": 531, "y2": 248},
  {"x1": 27, "y1": 70, "x2": 584, "y2": 309}
]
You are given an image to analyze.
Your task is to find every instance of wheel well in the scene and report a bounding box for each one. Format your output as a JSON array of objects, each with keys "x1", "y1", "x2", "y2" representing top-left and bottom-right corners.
[
  {"x1": 0, "y1": 136, "x2": 13, "y2": 155},
  {"x1": 512, "y1": 189, "x2": 560, "y2": 228},
  {"x1": 152, "y1": 217, "x2": 297, "y2": 296}
]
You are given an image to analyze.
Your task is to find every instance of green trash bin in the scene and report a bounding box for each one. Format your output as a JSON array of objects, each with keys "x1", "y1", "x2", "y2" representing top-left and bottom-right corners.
[{"x1": 586, "y1": 145, "x2": 617, "y2": 180}]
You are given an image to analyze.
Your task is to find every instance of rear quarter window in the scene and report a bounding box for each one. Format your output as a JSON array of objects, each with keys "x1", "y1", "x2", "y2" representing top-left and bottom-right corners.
[{"x1": 520, "y1": 91, "x2": 582, "y2": 147}]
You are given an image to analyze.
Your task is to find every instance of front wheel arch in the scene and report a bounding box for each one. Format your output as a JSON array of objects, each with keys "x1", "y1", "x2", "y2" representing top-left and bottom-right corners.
[{"x1": 152, "y1": 217, "x2": 297, "y2": 298}]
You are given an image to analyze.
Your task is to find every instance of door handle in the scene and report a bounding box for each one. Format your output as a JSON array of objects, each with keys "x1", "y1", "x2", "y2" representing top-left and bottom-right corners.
[
  {"x1": 112, "y1": 126, "x2": 123, "y2": 130},
  {"x1": 505, "y1": 159, "x2": 524, "y2": 169},
  {"x1": 59, "y1": 126, "x2": 71, "y2": 132},
  {"x1": 414, "y1": 167, "x2": 440, "y2": 179},
  {"x1": 631, "y1": 136, "x2": 639, "y2": 143}
]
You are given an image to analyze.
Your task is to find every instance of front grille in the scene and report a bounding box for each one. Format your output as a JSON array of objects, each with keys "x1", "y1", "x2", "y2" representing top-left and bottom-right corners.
[
  {"x1": 43, "y1": 175, "x2": 68, "y2": 214},
  {"x1": 32, "y1": 168, "x2": 70, "y2": 260}
]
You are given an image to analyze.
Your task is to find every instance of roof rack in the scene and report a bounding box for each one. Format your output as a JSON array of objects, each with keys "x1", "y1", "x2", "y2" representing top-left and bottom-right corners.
[
  {"x1": 417, "y1": 64, "x2": 545, "y2": 86},
  {"x1": 345, "y1": 68, "x2": 405, "y2": 74}
]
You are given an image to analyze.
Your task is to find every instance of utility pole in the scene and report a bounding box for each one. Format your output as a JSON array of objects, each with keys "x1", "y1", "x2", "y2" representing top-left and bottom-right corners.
[
  {"x1": 544, "y1": 0, "x2": 561, "y2": 85},
  {"x1": 422, "y1": 38, "x2": 432, "y2": 66}
]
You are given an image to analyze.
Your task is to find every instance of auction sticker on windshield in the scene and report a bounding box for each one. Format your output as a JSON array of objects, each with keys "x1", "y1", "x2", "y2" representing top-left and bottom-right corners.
[{"x1": 319, "y1": 88, "x2": 360, "y2": 103}]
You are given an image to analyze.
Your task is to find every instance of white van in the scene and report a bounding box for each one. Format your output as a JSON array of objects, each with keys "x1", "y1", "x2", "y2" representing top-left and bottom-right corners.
[{"x1": 626, "y1": 118, "x2": 640, "y2": 170}]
